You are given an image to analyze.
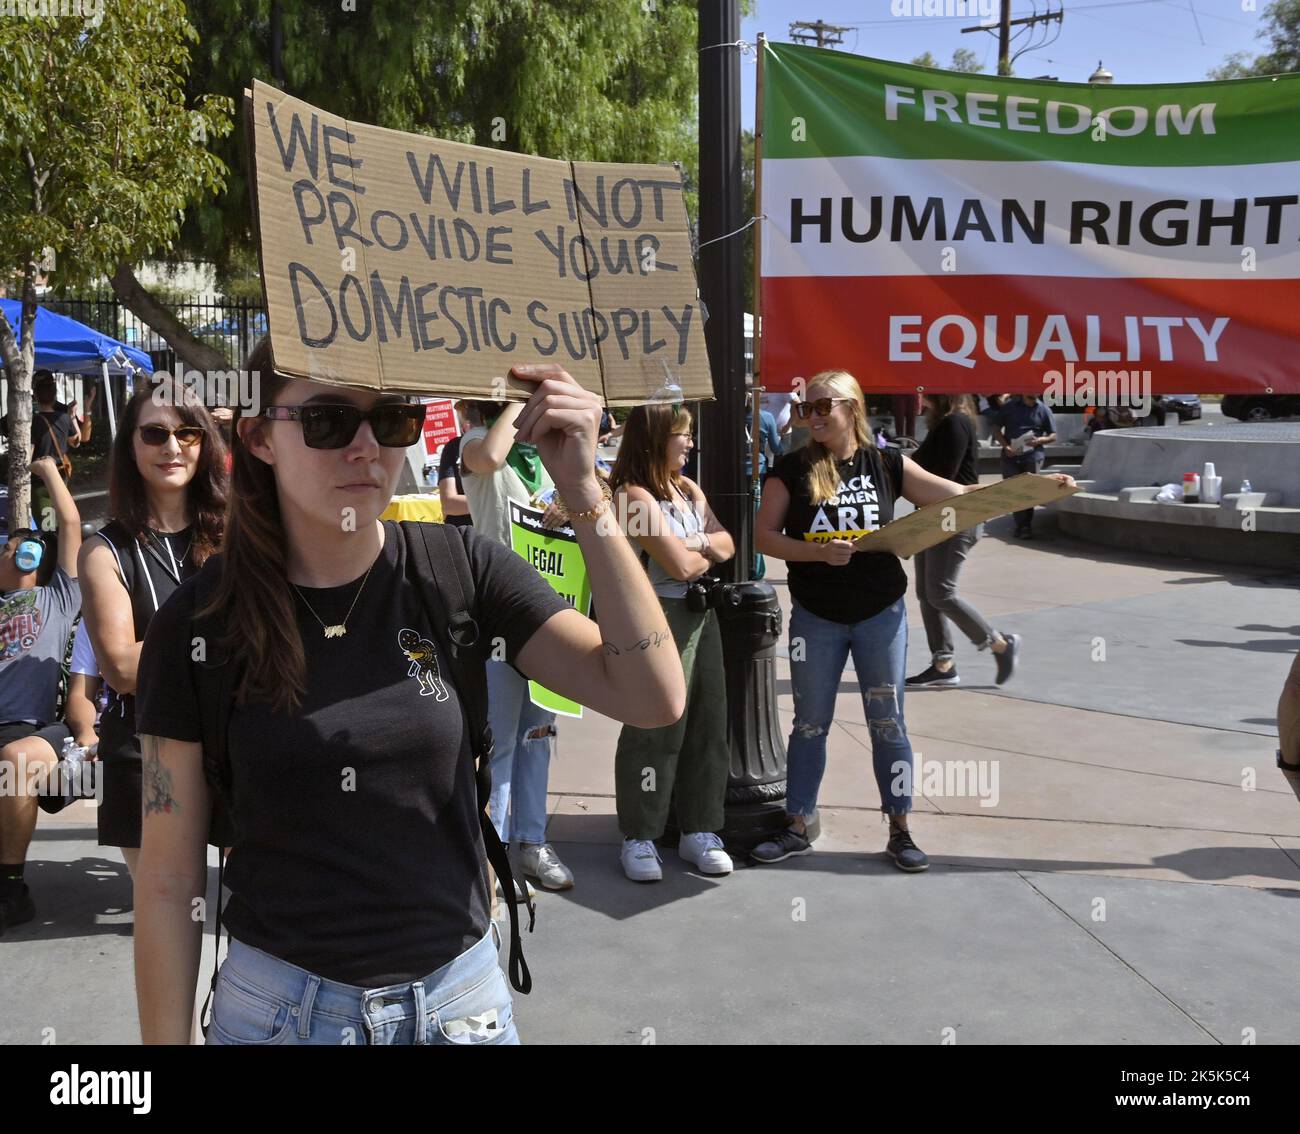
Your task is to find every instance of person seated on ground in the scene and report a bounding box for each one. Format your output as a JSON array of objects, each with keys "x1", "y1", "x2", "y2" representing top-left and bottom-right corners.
[{"x1": 0, "y1": 457, "x2": 83, "y2": 936}]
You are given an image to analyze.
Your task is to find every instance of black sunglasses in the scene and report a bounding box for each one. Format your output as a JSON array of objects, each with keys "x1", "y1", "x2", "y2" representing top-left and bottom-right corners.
[
  {"x1": 261, "y1": 403, "x2": 425, "y2": 449},
  {"x1": 138, "y1": 424, "x2": 205, "y2": 447},
  {"x1": 794, "y1": 397, "x2": 853, "y2": 420}
]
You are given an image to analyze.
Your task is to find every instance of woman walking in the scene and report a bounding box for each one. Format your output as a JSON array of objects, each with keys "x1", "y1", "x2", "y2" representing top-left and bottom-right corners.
[
  {"x1": 753, "y1": 371, "x2": 1070, "y2": 871},
  {"x1": 906, "y1": 394, "x2": 1021, "y2": 689},
  {"x1": 80, "y1": 381, "x2": 227, "y2": 878},
  {"x1": 132, "y1": 345, "x2": 683, "y2": 1044},
  {"x1": 610, "y1": 404, "x2": 735, "y2": 882}
]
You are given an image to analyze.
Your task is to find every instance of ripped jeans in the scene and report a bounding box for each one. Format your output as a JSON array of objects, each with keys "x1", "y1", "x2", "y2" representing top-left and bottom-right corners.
[
  {"x1": 486, "y1": 660, "x2": 556, "y2": 846},
  {"x1": 785, "y1": 598, "x2": 914, "y2": 817}
]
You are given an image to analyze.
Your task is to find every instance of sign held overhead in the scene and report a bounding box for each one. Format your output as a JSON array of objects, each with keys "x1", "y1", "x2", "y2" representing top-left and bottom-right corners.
[{"x1": 247, "y1": 80, "x2": 712, "y2": 404}]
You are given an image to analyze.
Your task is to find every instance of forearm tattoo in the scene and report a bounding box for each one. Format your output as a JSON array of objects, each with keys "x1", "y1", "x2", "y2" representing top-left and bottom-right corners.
[
  {"x1": 142, "y1": 736, "x2": 180, "y2": 816},
  {"x1": 602, "y1": 629, "x2": 671, "y2": 656}
]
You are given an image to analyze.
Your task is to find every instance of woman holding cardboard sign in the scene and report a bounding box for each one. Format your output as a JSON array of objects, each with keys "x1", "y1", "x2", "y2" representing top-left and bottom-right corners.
[
  {"x1": 754, "y1": 371, "x2": 1071, "y2": 872},
  {"x1": 131, "y1": 342, "x2": 684, "y2": 1045}
]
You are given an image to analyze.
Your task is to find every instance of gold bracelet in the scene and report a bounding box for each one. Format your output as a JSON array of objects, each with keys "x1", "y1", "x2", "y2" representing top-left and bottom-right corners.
[{"x1": 553, "y1": 480, "x2": 613, "y2": 523}]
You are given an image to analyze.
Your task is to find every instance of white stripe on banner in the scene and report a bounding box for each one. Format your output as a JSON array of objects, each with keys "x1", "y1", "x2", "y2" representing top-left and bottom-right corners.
[{"x1": 762, "y1": 155, "x2": 1300, "y2": 280}]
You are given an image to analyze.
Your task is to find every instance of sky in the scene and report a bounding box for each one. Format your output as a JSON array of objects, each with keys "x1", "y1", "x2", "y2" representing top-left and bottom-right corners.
[{"x1": 738, "y1": 0, "x2": 1268, "y2": 125}]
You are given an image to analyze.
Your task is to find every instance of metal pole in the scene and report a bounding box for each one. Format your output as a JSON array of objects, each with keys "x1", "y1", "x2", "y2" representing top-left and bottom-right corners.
[
  {"x1": 698, "y1": 3, "x2": 788, "y2": 850},
  {"x1": 697, "y1": 0, "x2": 748, "y2": 581},
  {"x1": 102, "y1": 362, "x2": 117, "y2": 439}
]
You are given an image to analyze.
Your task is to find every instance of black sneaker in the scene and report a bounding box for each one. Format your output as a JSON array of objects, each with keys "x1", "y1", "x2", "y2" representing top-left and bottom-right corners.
[
  {"x1": 0, "y1": 883, "x2": 35, "y2": 936},
  {"x1": 751, "y1": 825, "x2": 814, "y2": 864},
  {"x1": 885, "y1": 826, "x2": 930, "y2": 873},
  {"x1": 906, "y1": 665, "x2": 960, "y2": 688},
  {"x1": 994, "y1": 633, "x2": 1021, "y2": 686}
]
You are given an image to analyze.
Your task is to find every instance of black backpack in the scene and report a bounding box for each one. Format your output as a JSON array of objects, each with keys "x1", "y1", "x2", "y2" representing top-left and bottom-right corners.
[{"x1": 190, "y1": 521, "x2": 536, "y2": 1036}]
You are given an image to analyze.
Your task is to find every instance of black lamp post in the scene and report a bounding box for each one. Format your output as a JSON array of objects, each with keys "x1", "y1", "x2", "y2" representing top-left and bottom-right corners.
[{"x1": 697, "y1": 0, "x2": 788, "y2": 849}]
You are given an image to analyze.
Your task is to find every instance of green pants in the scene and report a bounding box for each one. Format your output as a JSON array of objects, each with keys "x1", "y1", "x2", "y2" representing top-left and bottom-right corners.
[{"x1": 615, "y1": 597, "x2": 730, "y2": 840}]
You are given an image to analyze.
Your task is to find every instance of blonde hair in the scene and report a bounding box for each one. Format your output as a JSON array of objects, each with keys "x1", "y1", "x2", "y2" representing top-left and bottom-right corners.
[{"x1": 801, "y1": 370, "x2": 873, "y2": 505}]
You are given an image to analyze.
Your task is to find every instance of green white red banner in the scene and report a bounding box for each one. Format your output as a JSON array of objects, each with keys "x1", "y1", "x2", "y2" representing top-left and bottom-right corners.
[{"x1": 758, "y1": 41, "x2": 1300, "y2": 394}]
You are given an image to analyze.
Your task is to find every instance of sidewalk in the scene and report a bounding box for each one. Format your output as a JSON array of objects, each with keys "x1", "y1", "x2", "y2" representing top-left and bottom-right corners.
[{"x1": 4, "y1": 506, "x2": 1299, "y2": 1044}]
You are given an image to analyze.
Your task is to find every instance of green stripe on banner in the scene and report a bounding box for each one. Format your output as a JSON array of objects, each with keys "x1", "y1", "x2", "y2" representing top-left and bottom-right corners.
[{"x1": 762, "y1": 41, "x2": 1300, "y2": 166}]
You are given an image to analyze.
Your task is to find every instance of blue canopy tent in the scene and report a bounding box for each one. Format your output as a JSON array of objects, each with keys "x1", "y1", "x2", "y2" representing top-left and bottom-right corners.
[{"x1": 0, "y1": 299, "x2": 153, "y2": 437}]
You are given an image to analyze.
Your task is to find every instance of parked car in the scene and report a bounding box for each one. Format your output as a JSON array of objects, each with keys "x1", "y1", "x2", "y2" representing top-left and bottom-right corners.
[
  {"x1": 1162, "y1": 393, "x2": 1201, "y2": 421},
  {"x1": 1221, "y1": 394, "x2": 1300, "y2": 422}
]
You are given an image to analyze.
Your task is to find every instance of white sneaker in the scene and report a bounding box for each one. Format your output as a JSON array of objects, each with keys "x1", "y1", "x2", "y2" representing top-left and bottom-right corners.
[
  {"x1": 519, "y1": 843, "x2": 575, "y2": 891},
  {"x1": 678, "y1": 832, "x2": 733, "y2": 876},
  {"x1": 494, "y1": 875, "x2": 536, "y2": 900},
  {"x1": 621, "y1": 838, "x2": 663, "y2": 882}
]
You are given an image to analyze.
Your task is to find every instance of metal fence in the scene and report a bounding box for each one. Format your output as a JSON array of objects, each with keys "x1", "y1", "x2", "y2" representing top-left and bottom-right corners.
[{"x1": 49, "y1": 294, "x2": 268, "y2": 373}]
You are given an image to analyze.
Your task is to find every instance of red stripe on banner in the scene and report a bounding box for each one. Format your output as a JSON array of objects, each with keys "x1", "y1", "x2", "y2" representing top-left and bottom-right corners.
[{"x1": 759, "y1": 275, "x2": 1300, "y2": 395}]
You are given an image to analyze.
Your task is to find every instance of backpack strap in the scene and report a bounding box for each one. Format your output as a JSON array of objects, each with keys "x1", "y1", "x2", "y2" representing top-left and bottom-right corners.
[
  {"x1": 399, "y1": 520, "x2": 535, "y2": 995},
  {"x1": 189, "y1": 559, "x2": 242, "y2": 1037}
]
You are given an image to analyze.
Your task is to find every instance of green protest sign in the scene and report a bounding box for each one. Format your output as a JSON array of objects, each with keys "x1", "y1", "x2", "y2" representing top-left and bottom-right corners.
[{"x1": 508, "y1": 500, "x2": 592, "y2": 717}]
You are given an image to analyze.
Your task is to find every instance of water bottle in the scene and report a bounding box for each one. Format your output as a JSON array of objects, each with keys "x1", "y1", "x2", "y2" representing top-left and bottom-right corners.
[
  {"x1": 1241, "y1": 478, "x2": 1252, "y2": 495},
  {"x1": 60, "y1": 737, "x2": 86, "y2": 807}
]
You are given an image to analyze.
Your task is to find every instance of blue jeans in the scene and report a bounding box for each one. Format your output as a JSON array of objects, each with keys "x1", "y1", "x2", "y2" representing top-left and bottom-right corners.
[
  {"x1": 1001, "y1": 449, "x2": 1045, "y2": 529},
  {"x1": 785, "y1": 598, "x2": 914, "y2": 817},
  {"x1": 206, "y1": 926, "x2": 518, "y2": 1045},
  {"x1": 487, "y1": 660, "x2": 555, "y2": 846}
]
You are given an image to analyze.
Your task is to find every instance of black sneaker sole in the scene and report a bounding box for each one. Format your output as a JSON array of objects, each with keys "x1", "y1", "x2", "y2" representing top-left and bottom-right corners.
[
  {"x1": 0, "y1": 894, "x2": 36, "y2": 935},
  {"x1": 751, "y1": 844, "x2": 814, "y2": 865},
  {"x1": 906, "y1": 675, "x2": 961, "y2": 688},
  {"x1": 886, "y1": 850, "x2": 930, "y2": 873}
]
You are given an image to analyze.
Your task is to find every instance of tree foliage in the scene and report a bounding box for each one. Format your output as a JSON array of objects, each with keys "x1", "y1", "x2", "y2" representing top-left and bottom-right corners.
[
  {"x1": 0, "y1": 0, "x2": 231, "y2": 526},
  {"x1": 1210, "y1": 0, "x2": 1300, "y2": 78},
  {"x1": 179, "y1": 0, "x2": 701, "y2": 290}
]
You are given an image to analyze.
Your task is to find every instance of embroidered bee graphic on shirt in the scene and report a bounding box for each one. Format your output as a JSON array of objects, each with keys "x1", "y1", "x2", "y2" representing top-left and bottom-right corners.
[{"x1": 398, "y1": 628, "x2": 449, "y2": 700}]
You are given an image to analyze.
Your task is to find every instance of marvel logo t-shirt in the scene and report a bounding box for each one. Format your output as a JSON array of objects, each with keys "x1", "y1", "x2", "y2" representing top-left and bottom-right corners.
[{"x1": 767, "y1": 445, "x2": 908, "y2": 624}]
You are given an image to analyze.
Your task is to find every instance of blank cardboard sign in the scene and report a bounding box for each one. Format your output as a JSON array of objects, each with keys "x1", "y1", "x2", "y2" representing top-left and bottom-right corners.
[{"x1": 247, "y1": 80, "x2": 713, "y2": 405}]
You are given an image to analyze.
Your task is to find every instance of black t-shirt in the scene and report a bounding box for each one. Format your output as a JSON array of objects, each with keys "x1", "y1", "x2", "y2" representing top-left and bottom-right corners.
[
  {"x1": 1, "y1": 409, "x2": 74, "y2": 460},
  {"x1": 437, "y1": 436, "x2": 471, "y2": 528},
  {"x1": 766, "y1": 446, "x2": 908, "y2": 624},
  {"x1": 911, "y1": 412, "x2": 978, "y2": 486},
  {"x1": 135, "y1": 521, "x2": 568, "y2": 986}
]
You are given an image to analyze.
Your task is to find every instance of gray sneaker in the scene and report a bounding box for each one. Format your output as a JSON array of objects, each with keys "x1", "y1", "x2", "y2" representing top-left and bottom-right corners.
[
  {"x1": 751, "y1": 825, "x2": 814, "y2": 864},
  {"x1": 519, "y1": 843, "x2": 574, "y2": 891}
]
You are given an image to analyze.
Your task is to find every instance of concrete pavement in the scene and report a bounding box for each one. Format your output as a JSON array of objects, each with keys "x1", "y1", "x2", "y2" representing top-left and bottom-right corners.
[{"x1": 3, "y1": 500, "x2": 1299, "y2": 1044}]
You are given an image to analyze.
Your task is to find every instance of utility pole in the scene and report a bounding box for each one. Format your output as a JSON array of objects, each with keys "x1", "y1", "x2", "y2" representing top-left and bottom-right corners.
[
  {"x1": 788, "y1": 19, "x2": 850, "y2": 49},
  {"x1": 961, "y1": 0, "x2": 1063, "y2": 77}
]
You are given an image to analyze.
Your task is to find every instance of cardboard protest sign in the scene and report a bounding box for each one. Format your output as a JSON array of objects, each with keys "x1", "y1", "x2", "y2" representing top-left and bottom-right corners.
[
  {"x1": 853, "y1": 474, "x2": 1077, "y2": 558},
  {"x1": 247, "y1": 80, "x2": 712, "y2": 405},
  {"x1": 508, "y1": 501, "x2": 592, "y2": 717}
]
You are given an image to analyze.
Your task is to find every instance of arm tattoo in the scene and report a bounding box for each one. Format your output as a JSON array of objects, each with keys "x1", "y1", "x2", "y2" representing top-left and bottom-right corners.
[
  {"x1": 142, "y1": 736, "x2": 180, "y2": 816},
  {"x1": 602, "y1": 629, "x2": 671, "y2": 656}
]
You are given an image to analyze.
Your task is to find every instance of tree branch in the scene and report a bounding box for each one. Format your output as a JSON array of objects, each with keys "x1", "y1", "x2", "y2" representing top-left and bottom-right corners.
[{"x1": 109, "y1": 262, "x2": 232, "y2": 372}]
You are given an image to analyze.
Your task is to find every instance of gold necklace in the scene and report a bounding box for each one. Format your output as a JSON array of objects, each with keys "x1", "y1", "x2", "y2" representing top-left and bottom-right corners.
[{"x1": 291, "y1": 562, "x2": 376, "y2": 639}]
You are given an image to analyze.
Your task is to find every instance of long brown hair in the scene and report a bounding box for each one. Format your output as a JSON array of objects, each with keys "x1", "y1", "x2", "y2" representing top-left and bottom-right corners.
[
  {"x1": 609, "y1": 403, "x2": 693, "y2": 501},
  {"x1": 922, "y1": 394, "x2": 978, "y2": 432},
  {"x1": 107, "y1": 379, "x2": 228, "y2": 565},
  {"x1": 801, "y1": 370, "x2": 873, "y2": 505},
  {"x1": 204, "y1": 337, "x2": 305, "y2": 713}
]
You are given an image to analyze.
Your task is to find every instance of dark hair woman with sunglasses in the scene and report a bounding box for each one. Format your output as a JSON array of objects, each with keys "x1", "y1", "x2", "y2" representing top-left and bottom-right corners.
[
  {"x1": 130, "y1": 340, "x2": 684, "y2": 1044},
  {"x1": 78, "y1": 380, "x2": 228, "y2": 877}
]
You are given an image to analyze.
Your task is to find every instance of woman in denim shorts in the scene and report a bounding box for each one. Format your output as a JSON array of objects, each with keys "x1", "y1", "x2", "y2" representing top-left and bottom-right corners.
[{"x1": 130, "y1": 339, "x2": 685, "y2": 1046}]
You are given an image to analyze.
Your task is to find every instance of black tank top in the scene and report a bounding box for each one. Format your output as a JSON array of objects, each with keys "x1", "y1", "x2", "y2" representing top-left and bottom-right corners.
[{"x1": 94, "y1": 519, "x2": 199, "y2": 748}]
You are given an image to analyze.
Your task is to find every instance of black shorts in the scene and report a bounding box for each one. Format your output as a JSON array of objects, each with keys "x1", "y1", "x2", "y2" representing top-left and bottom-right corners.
[{"x1": 0, "y1": 720, "x2": 72, "y2": 756}]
